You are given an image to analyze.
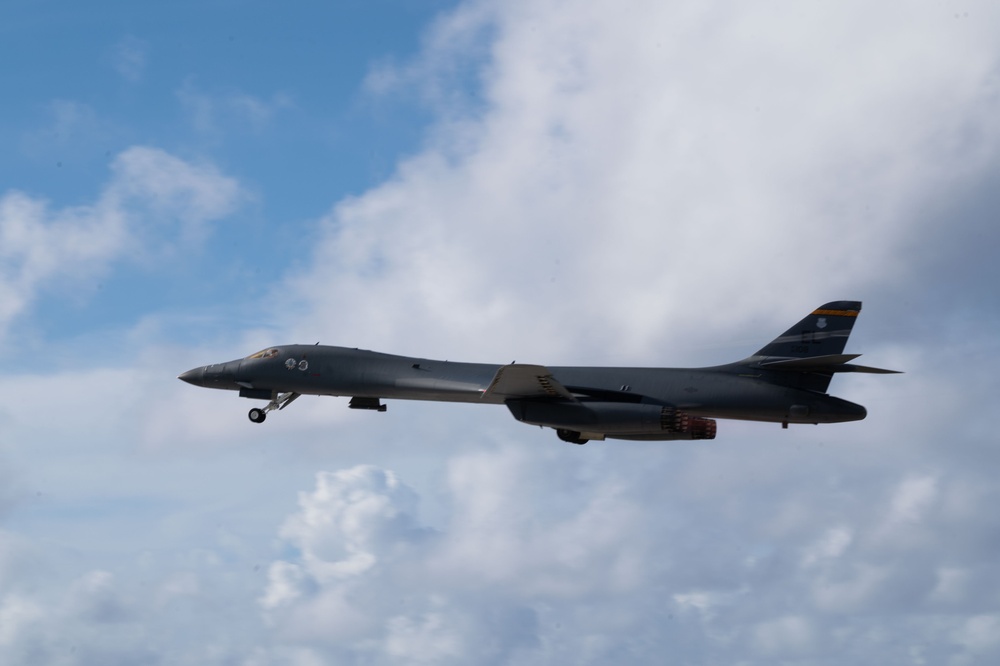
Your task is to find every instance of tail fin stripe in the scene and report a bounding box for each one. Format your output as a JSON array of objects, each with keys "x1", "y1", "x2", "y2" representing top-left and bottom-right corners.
[
  {"x1": 812, "y1": 308, "x2": 859, "y2": 317},
  {"x1": 764, "y1": 330, "x2": 851, "y2": 347}
]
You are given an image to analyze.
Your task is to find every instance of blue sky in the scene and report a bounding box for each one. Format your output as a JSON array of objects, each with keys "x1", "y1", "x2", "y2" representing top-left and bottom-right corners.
[
  {"x1": 2, "y1": 0, "x2": 456, "y2": 354},
  {"x1": 3, "y1": 1, "x2": 1000, "y2": 664}
]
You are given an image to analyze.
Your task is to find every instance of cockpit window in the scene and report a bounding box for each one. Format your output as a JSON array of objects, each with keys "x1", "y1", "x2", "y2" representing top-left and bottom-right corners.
[{"x1": 246, "y1": 348, "x2": 280, "y2": 360}]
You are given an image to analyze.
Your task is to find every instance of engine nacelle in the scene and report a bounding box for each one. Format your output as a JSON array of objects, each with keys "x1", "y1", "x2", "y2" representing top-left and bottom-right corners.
[{"x1": 506, "y1": 400, "x2": 716, "y2": 439}]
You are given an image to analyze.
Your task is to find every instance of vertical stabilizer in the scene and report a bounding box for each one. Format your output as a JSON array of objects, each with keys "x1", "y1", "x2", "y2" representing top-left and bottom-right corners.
[{"x1": 754, "y1": 301, "x2": 862, "y2": 359}]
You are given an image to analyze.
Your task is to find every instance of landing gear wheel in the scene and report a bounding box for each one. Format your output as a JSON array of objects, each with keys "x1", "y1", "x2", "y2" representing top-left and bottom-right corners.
[
  {"x1": 248, "y1": 407, "x2": 267, "y2": 423},
  {"x1": 557, "y1": 429, "x2": 588, "y2": 445}
]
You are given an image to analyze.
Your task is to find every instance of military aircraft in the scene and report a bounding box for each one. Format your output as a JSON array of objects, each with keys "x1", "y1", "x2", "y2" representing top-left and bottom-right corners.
[{"x1": 178, "y1": 301, "x2": 898, "y2": 443}]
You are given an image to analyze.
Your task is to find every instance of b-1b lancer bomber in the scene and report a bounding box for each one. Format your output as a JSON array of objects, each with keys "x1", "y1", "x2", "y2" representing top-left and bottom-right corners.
[{"x1": 179, "y1": 301, "x2": 899, "y2": 444}]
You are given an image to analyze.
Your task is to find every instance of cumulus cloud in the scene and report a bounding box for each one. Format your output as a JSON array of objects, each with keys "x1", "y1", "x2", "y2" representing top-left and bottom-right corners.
[
  {"x1": 264, "y1": 466, "x2": 428, "y2": 593},
  {"x1": 285, "y1": 0, "x2": 1000, "y2": 367},
  {"x1": 105, "y1": 146, "x2": 243, "y2": 243},
  {"x1": 251, "y1": 455, "x2": 622, "y2": 661},
  {"x1": 244, "y1": 447, "x2": 1000, "y2": 664},
  {"x1": 260, "y1": 466, "x2": 435, "y2": 645},
  {"x1": 0, "y1": 146, "x2": 242, "y2": 340}
]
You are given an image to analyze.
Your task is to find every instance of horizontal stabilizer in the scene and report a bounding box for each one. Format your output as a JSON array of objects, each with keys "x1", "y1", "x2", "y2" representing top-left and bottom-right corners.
[
  {"x1": 835, "y1": 365, "x2": 902, "y2": 374},
  {"x1": 760, "y1": 354, "x2": 861, "y2": 368},
  {"x1": 482, "y1": 364, "x2": 577, "y2": 400},
  {"x1": 760, "y1": 354, "x2": 901, "y2": 374}
]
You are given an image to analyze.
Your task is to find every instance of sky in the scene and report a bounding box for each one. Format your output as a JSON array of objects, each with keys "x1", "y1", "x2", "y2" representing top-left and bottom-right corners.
[{"x1": 1, "y1": 0, "x2": 999, "y2": 664}]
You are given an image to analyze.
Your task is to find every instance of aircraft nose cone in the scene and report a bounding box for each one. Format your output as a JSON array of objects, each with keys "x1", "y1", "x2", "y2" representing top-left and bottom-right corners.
[
  {"x1": 178, "y1": 367, "x2": 205, "y2": 386},
  {"x1": 179, "y1": 360, "x2": 243, "y2": 390}
]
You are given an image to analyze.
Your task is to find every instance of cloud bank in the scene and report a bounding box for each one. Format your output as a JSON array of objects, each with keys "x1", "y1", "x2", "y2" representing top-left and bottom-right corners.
[
  {"x1": 285, "y1": 0, "x2": 1000, "y2": 366},
  {"x1": 3, "y1": 0, "x2": 1000, "y2": 664}
]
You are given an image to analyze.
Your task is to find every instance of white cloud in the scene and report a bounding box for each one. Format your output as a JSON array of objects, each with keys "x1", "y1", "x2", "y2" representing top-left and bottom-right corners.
[
  {"x1": 242, "y1": 447, "x2": 1000, "y2": 663},
  {"x1": 811, "y1": 563, "x2": 891, "y2": 613},
  {"x1": 752, "y1": 615, "x2": 816, "y2": 656},
  {"x1": 111, "y1": 35, "x2": 148, "y2": 83},
  {"x1": 0, "y1": 595, "x2": 43, "y2": 648},
  {"x1": 384, "y1": 608, "x2": 466, "y2": 664},
  {"x1": 258, "y1": 457, "x2": 646, "y2": 663},
  {"x1": 432, "y1": 448, "x2": 645, "y2": 597},
  {"x1": 952, "y1": 615, "x2": 1000, "y2": 655},
  {"x1": 363, "y1": 2, "x2": 497, "y2": 117},
  {"x1": 105, "y1": 146, "x2": 243, "y2": 244},
  {"x1": 285, "y1": 0, "x2": 1000, "y2": 367},
  {"x1": 177, "y1": 79, "x2": 293, "y2": 135},
  {"x1": 931, "y1": 568, "x2": 971, "y2": 605},
  {"x1": 271, "y1": 466, "x2": 425, "y2": 585},
  {"x1": 18, "y1": 100, "x2": 126, "y2": 167},
  {"x1": 0, "y1": 146, "x2": 243, "y2": 340},
  {"x1": 65, "y1": 570, "x2": 130, "y2": 624},
  {"x1": 801, "y1": 526, "x2": 853, "y2": 567},
  {"x1": 886, "y1": 475, "x2": 938, "y2": 526},
  {"x1": 45, "y1": 100, "x2": 102, "y2": 145}
]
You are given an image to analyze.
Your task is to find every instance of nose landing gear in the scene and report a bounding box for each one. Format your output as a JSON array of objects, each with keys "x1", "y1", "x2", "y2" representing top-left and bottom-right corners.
[{"x1": 247, "y1": 392, "x2": 300, "y2": 423}]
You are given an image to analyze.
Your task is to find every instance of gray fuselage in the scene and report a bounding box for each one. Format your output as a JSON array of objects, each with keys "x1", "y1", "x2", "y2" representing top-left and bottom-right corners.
[{"x1": 186, "y1": 344, "x2": 866, "y2": 426}]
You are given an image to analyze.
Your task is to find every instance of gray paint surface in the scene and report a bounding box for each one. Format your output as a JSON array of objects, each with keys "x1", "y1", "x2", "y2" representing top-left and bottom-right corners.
[{"x1": 180, "y1": 301, "x2": 898, "y2": 442}]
